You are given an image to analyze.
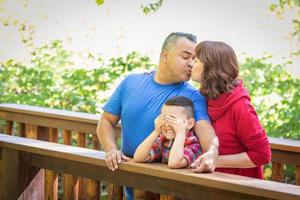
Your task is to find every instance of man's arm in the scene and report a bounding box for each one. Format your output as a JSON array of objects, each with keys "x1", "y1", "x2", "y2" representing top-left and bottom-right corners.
[
  {"x1": 191, "y1": 120, "x2": 219, "y2": 172},
  {"x1": 97, "y1": 112, "x2": 129, "y2": 171}
]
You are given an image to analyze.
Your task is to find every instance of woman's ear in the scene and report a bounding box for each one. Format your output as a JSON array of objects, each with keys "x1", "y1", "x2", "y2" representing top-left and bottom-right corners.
[{"x1": 187, "y1": 118, "x2": 195, "y2": 130}]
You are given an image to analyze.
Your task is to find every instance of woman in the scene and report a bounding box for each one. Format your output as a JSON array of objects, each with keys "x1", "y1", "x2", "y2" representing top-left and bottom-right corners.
[{"x1": 190, "y1": 41, "x2": 271, "y2": 179}]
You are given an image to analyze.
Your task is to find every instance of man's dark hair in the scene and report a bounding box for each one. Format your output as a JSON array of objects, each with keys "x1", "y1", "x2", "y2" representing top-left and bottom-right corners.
[
  {"x1": 164, "y1": 96, "x2": 194, "y2": 118},
  {"x1": 161, "y1": 32, "x2": 197, "y2": 52}
]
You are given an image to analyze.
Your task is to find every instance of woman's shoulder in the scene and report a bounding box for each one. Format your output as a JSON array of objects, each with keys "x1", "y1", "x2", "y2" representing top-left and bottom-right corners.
[{"x1": 230, "y1": 93, "x2": 259, "y2": 123}]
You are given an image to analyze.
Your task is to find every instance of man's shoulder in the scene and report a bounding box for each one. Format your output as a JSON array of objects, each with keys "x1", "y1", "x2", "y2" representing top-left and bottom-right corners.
[
  {"x1": 178, "y1": 83, "x2": 205, "y2": 99},
  {"x1": 126, "y1": 71, "x2": 154, "y2": 79},
  {"x1": 180, "y1": 82, "x2": 198, "y2": 92}
]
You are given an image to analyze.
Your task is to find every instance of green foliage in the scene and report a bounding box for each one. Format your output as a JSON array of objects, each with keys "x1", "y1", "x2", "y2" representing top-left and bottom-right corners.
[
  {"x1": 95, "y1": 0, "x2": 104, "y2": 6},
  {"x1": 141, "y1": 0, "x2": 164, "y2": 15},
  {"x1": 0, "y1": 40, "x2": 155, "y2": 114},
  {"x1": 240, "y1": 57, "x2": 300, "y2": 139},
  {"x1": 1, "y1": 40, "x2": 299, "y2": 139},
  {"x1": 93, "y1": 0, "x2": 164, "y2": 15},
  {"x1": 270, "y1": 0, "x2": 300, "y2": 55}
]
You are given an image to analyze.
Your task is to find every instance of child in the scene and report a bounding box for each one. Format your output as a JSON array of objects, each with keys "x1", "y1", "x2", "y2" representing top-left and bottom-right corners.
[{"x1": 133, "y1": 96, "x2": 202, "y2": 168}]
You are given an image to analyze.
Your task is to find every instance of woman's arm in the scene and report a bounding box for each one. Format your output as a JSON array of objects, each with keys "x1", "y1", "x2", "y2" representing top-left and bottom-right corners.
[
  {"x1": 216, "y1": 152, "x2": 255, "y2": 168},
  {"x1": 133, "y1": 130, "x2": 160, "y2": 162},
  {"x1": 218, "y1": 102, "x2": 271, "y2": 168}
]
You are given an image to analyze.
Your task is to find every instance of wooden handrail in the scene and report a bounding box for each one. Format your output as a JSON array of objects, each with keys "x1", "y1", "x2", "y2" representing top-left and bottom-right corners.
[
  {"x1": 1, "y1": 134, "x2": 300, "y2": 200},
  {"x1": 0, "y1": 103, "x2": 99, "y2": 134},
  {"x1": 269, "y1": 137, "x2": 300, "y2": 153},
  {"x1": 0, "y1": 103, "x2": 99, "y2": 123}
]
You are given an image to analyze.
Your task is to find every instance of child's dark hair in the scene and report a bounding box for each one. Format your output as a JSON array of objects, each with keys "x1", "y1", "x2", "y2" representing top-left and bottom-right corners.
[{"x1": 164, "y1": 96, "x2": 194, "y2": 118}]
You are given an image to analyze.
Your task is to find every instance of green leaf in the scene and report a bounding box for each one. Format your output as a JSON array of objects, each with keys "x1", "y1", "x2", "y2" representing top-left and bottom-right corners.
[{"x1": 95, "y1": 0, "x2": 104, "y2": 6}]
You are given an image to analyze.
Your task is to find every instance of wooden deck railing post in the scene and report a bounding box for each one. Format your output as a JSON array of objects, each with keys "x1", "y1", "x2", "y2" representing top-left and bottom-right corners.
[
  {"x1": 18, "y1": 122, "x2": 26, "y2": 137},
  {"x1": 1, "y1": 148, "x2": 44, "y2": 199},
  {"x1": 44, "y1": 128, "x2": 58, "y2": 200},
  {"x1": 5, "y1": 120, "x2": 13, "y2": 135},
  {"x1": 83, "y1": 134, "x2": 101, "y2": 200},
  {"x1": 296, "y1": 166, "x2": 300, "y2": 186},
  {"x1": 108, "y1": 183, "x2": 123, "y2": 200},
  {"x1": 272, "y1": 162, "x2": 284, "y2": 182},
  {"x1": 134, "y1": 189, "x2": 160, "y2": 200},
  {"x1": 62, "y1": 129, "x2": 79, "y2": 200},
  {"x1": 106, "y1": 127, "x2": 124, "y2": 200},
  {"x1": 77, "y1": 132, "x2": 86, "y2": 200},
  {"x1": 25, "y1": 124, "x2": 38, "y2": 139}
]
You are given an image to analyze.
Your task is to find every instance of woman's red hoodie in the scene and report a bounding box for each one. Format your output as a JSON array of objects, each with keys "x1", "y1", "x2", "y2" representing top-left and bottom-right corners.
[{"x1": 208, "y1": 81, "x2": 271, "y2": 179}]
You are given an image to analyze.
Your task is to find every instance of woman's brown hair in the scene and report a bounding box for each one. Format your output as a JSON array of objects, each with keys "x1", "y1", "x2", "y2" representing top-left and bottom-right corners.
[{"x1": 195, "y1": 41, "x2": 239, "y2": 99}]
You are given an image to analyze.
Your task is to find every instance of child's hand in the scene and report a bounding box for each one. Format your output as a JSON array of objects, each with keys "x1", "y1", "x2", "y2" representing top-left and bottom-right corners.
[
  {"x1": 154, "y1": 114, "x2": 166, "y2": 134},
  {"x1": 166, "y1": 114, "x2": 187, "y2": 135}
]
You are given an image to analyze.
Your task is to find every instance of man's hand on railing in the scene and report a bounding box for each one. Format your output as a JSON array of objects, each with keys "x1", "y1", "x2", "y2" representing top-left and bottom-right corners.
[
  {"x1": 105, "y1": 149, "x2": 130, "y2": 171},
  {"x1": 191, "y1": 146, "x2": 218, "y2": 173}
]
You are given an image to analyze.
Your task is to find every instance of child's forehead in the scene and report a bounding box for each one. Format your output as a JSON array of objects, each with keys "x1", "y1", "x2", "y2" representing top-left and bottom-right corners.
[{"x1": 161, "y1": 105, "x2": 187, "y2": 115}]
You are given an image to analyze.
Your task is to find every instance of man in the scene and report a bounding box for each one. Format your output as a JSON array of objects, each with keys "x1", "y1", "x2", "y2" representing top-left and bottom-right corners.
[{"x1": 97, "y1": 32, "x2": 219, "y2": 198}]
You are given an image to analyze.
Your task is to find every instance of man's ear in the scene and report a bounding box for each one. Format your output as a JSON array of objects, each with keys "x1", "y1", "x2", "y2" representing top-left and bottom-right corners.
[
  {"x1": 187, "y1": 118, "x2": 195, "y2": 130},
  {"x1": 160, "y1": 49, "x2": 168, "y2": 63}
]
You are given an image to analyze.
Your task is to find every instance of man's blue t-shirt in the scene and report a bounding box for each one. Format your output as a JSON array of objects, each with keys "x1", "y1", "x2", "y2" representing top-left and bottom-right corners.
[{"x1": 103, "y1": 71, "x2": 209, "y2": 157}]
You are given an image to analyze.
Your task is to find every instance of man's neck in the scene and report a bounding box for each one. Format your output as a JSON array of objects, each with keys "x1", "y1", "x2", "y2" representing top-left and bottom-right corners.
[{"x1": 154, "y1": 69, "x2": 179, "y2": 85}]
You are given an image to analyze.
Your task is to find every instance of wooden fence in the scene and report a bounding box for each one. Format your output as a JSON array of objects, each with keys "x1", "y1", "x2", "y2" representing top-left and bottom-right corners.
[
  {"x1": 1, "y1": 134, "x2": 300, "y2": 200},
  {"x1": 0, "y1": 103, "x2": 299, "y2": 199}
]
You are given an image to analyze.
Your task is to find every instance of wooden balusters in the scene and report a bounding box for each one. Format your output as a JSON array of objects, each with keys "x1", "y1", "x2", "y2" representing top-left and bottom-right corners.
[
  {"x1": 296, "y1": 166, "x2": 300, "y2": 185},
  {"x1": 272, "y1": 162, "x2": 284, "y2": 182},
  {"x1": 62, "y1": 130, "x2": 79, "y2": 200},
  {"x1": 5, "y1": 120, "x2": 13, "y2": 135},
  {"x1": 77, "y1": 132, "x2": 86, "y2": 199},
  {"x1": 18, "y1": 123, "x2": 26, "y2": 137},
  {"x1": 45, "y1": 128, "x2": 58, "y2": 200},
  {"x1": 134, "y1": 190, "x2": 160, "y2": 200},
  {"x1": 83, "y1": 133, "x2": 101, "y2": 200},
  {"x1": 108, "y1": 184, "x2": 123, "y2": 200}
]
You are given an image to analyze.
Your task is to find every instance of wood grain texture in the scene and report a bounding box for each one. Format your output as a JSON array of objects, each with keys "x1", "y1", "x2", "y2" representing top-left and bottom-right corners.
[
  {"x1": 1, "y1": 134, "x2": 300, "y2": 200},
  {"x1": 272, "y1": 162, "x2": 284, "y2": 183},
  {"x1": 296, "y1": 166, "x2": 300, "y2": 186},
  {"x1": 269, "y1": 137, "x2": 300, "y2": 153},
  {"x1": 5, "y1": 120, "x2": 13, "y2": 135}
]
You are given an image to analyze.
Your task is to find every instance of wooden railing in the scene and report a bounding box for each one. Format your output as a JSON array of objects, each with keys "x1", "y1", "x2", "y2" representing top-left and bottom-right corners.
[
  {"x1": 1, "y1": 134, "x2": 300, "y2": 200},
  {"x1": 0, "y1": 103, "x2": 300, "y2": 199},
  {"x1": 0, "y1": 104, "x2": 109, "y2": 200},
  {"x1": 269, "y1": 137, "x2": 300, "y2": 185}
]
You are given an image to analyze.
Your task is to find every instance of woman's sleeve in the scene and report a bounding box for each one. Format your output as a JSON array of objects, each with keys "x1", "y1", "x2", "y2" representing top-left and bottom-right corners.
[{"x1": 234, "y1": 102, "x2": 271, "y2": 166}]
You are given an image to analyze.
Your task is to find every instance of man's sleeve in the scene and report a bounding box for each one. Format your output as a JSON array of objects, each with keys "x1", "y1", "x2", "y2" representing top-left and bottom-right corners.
[
  {"x1": 190, "y1": 91, "x2": 210, "y2": 122},
  {"x1": 102, "y1": 77, "x2": 128, "y2": 116}
]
